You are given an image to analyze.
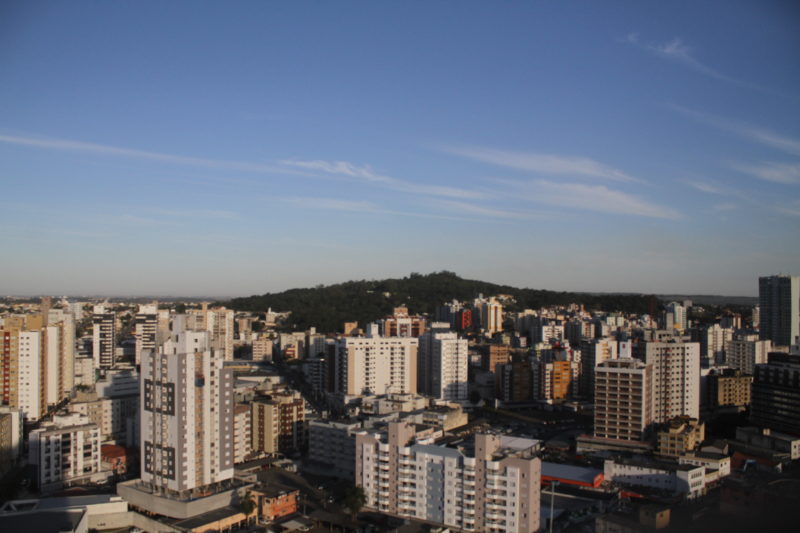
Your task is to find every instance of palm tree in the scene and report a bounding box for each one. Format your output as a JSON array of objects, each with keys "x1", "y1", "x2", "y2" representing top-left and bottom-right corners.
[
  {"x1": 239, "y1": 491, "x2": 257, "y2": 523},
  {"x1": 342, "y1": 485, "x2": 366, "y2": 520}
]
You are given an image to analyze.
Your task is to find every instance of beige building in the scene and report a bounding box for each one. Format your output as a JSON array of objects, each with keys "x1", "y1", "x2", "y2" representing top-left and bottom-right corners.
[
  {"x1": 594, "y1": 358, "x2": 654, "y2": 442},
  {"x1": 706, "y1": 368, "x2": 752, "y2": 409},
  {"x1": 252, "y1": 335, "x2": 274, "y2": 362},
  {"x1": 334, "y1": 335, "x2": 418, "y2": 396},
  {"x1": 233, "y1": 403, "x2": 252, "y2": 463},
  {"x1": 635, "y1": 341, "x2": 700, "y2": 423},
  {"x1": 657, "y1": 417, "x2": 705, "y2": 458},
  {"x1": 251, "y1": 391, "x2": 305, "y2": 455}
]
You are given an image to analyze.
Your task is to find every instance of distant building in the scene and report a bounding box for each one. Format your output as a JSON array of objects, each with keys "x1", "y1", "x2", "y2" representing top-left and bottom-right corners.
[
  {"x1": 480, "y1": 344, "x2": 510, "y2": 373},
  {"x1": 252, "y1": 335, "x2": 274, "y2": 362},
  {"x1": 381, "y1": 306, "x2": 426, "y2": 338},
  {"x1": 759, "y1": 275, "x2": 799, "y2": 347},
  {"x1": 496, "y1": 361, "x2": 533, "y2": 402},
  {"x1": 92, "y1": 304, "x2": 116, "y2": 369},
  {"x1": 0, "y1": 407, "x2": 22, "y2": 474},
  {"x1": 603, "y1": 457, "x2": 706, "y2": 499}
]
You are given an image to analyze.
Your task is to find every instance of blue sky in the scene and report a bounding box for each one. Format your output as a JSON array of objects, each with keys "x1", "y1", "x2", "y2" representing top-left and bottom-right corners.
[{"x1": 1, "y1": 1, "x2": 798, "y2": 297}]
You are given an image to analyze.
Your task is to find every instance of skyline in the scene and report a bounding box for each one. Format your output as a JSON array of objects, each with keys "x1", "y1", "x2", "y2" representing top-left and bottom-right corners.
[{"x1": 1, "y1": 1, "x2": 799, "y2": 297}]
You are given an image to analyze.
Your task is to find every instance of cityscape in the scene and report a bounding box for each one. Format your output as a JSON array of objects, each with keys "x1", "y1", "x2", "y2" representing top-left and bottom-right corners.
[{"x1": 2, "y1": 2, "x2": 800, "y2": 533}]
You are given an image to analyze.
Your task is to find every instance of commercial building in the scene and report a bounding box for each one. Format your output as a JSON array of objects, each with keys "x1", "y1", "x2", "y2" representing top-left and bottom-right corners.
[
  {"x1": 140, "y1": 329, "x2": 234, "y2": 495},
  {"x1": 593, "y1": 358, "x2": 653, "y2": 442},
  {"x1": 750, "y1": 353, "x2": 800, "y2": 435},
  {"x1": 355, "y1": 422, "x2": 541, "y2": 533},
  {"x1": 603, "y1": 457, "x2": 706, "y2": 499},
  {"x1": 759, "y1": 275, "x2": 799, "y2": 347}
]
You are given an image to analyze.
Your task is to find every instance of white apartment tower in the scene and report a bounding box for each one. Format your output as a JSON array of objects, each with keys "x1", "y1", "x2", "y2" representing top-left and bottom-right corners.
[
  {"x1": 140, "y1": 329, "x2": 234, "y2": 494},
  {"x1": 92, "y1": 305, "x2": 116, "y2": 369},
  {"x1": 334, "y1": 335, "x2": 418, "y2": 396},
  {"x1": 418, "y1": 324, "x2": 469, "y2": 401},
  {"x1": 356, "y1": 422, "x2": 541, "y2": 533},
  {"x1": 635, "y1": 341, "x2": 700, "y2": 423},
  {"x1": 476, "y1": 297, "x2": 504, "y2": 335},
  {"x1": 759, "y1": 275, "x2": 800, "y2": 347}
]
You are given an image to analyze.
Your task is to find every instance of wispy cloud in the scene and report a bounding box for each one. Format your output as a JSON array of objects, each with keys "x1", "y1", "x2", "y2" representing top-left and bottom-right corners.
[
  {"x1": 506, "y1": 179, "x2": 680, "y2": 219},
  {"x1": 280, "y1": 159, "x2": 485, "y2": 200},
  {"x1": 442, "y1": 146, "x2": 641, "y2": 183},
  {"x1": 144, "y1": 207, "x2": 240, "y2": 219},
  {"x1": 732, "y1": 162, "x2": 800, "y2": 185},
  {"x1": 670, "y1": 105, "x2": 800, "y2": 157},
  {"x1": 428, "y1": 199, "x2": 538, "y2": 220},
  {"x1": 712, "y1": 203, "x2": 737, "y2": 212},
  {"x1": 0, "y1": 133, "x2": 305, "y2": 175},
  {"x1": 683, "y1": 180, "x2": 726, "y2": 195},
  {"x1": 282, "y1": 196, "x2": 470, "y2": 221},
  {"x1": 626, "y1": 34, "x2": 770, "y2": 93}
]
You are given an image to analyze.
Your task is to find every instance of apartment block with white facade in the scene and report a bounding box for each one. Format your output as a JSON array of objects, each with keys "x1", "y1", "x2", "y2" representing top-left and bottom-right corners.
[
  {"x1": 635, "y1": 341, "x2": 700, "y2": 423},
  {"x1": 725, "y1": 334, "x2": 771, "y2": 374},
  {"x1": 418, "y1": 324, "x2": 469, "y2": 401},
  {"x1": 28, "y1": 412, "x2": 104, "y2": 492},
  {"x1": 140, "y1": 329, "x2": 234, "y2": 495},
  {"x1": 92, "y1": 305, "x2": 116, "y2": 369},
  {"x1": 334, "y1": 335, "x2": 417, "y2": 396},
  {"x1": 355, "y1": 422, "x2": 541, "y2": 533}
]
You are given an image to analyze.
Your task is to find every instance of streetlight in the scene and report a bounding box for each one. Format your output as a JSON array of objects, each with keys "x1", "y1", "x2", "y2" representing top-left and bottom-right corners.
[{"x1": 549, "y1": 480, "x2": 560, "y2": 533}]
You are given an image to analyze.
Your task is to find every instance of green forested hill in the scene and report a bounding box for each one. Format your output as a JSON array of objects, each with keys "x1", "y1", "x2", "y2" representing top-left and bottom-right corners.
[{"x1": 221, "y1": 272, "x2": 656, "y2": 333}]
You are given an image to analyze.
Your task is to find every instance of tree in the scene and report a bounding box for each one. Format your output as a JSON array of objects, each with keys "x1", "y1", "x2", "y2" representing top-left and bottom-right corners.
[
  {"x1": 342, "y1": 485, "x2": 366, "y2": 520},
  {"x1": 239, "y1": 491, "x2": 257, "y2": 517}
]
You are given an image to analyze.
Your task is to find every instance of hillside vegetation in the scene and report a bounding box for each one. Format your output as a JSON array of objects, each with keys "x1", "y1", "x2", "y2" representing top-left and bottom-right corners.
[{"x1": 221, "y1": 272, "x2": 656, "y2": 333}]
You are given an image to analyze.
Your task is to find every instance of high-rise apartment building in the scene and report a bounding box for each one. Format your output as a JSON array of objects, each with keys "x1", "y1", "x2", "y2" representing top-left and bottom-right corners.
[
  {"x1": 532, "y1": 358, "x2": 578, "y2": 402},
  {"x1": 750, "y1": 353, "x2": 800, "y2": 435},
  {"x1": 594, "y1": 358, "x2": 654, "y2": 442},
  {"x1": 251, "y1": 391, "x2": 305, "y2": 455},
  {"x1": 694, "y1": 324, "x2": 733, "y2": 366},
  {"x1": 634, "y1": 341, "x2": 700, "y2": 423},
  {"x1": 186, "y1": 304, "x2": 235, "y2": 361},
  {"x1": 355, "y1": 422, "x2": 541, "y2": 533},
  {"x1": 140, "y1": 330, "x2": 234, "y2": 494},
  {"x1": 476, "y1": 297, "x2": 504, "y2": 335},
  {"x1": 0, "y1": 407, "x2": 22, "y2": 474},
  {"x1": 705, "y1": 369, "x2": 752, "y2": 409},
  {"x1": 334, "y1": 335, "x2": 417, "y2": 396},
  {"x1": 759, "y1": 275, "x2": 800, "y2": 347},
  {"x1": 417, "y1": 324, "x2": 468, "y2": 401},
  {"x1": 134, "y1": 303, "x2": 168, "y2": 365},
  {"x1": 664, "y1": 302, "x2": 687, "y2": 332},
  {"x1": 233, "y1": 403, "x2": 252, "y2": 464},
  {"x1": 92, "y1": 305, "x2": 116, "y2": 369}
]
